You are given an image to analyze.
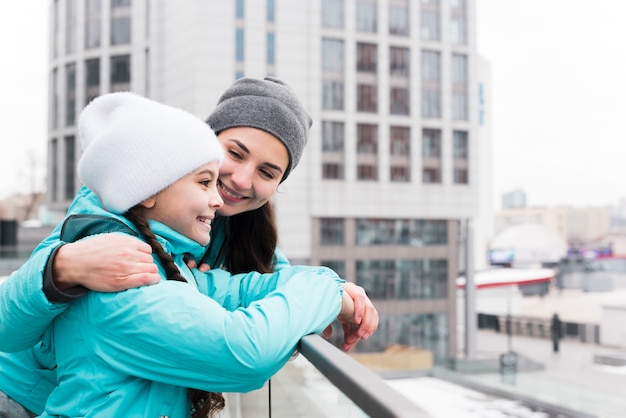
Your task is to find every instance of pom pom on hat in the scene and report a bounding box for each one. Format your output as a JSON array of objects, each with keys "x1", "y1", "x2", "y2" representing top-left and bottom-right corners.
[
  {"x1": 206, "y1": 77, "x2": 312, "y2": 181},
  {"x1": 78, "y1": 92, "x2": 223, "y2": 214}
]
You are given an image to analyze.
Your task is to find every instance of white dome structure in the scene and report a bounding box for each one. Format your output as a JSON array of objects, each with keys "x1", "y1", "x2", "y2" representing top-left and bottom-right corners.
[{"x1": 490, "y1": 223, "x2": 567, "y2": 267}]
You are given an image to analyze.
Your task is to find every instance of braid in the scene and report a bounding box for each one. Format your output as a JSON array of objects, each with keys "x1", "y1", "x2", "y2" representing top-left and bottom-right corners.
[
  {"x1": 124, "y1": 206, "x2": 225, "y2": 417},
  {"x1": 125, "y1": 207, "x2": 186, "y2": 282}
]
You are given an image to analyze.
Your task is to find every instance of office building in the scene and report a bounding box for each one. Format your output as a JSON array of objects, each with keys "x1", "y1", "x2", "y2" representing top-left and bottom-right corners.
[{"x1": 47, "y1": 0, "x2": 484, "y2": 361}]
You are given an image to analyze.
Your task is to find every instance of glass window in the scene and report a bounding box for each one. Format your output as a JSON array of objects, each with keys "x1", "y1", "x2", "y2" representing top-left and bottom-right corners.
[
  {"x1": 390, "y1": 126, "x2": 410, "y2": 155},
  {"x1": 53, "y1": 0, "x2": 60, "y2": 58},
  {"x1": 236, "y1": 28, "x2": 244, "y2": 61},
  {"x1": 50, "y1": 139, "x2": 58, "y2": 202},
  {"x1": 356, "y1": 43, "x2": 377, "y2": 74},
  {"x1": 110, "y1": 0, "x2": 131, "y2": 45},
  {"x1": 454, "y1": 168, "x2": 468, "y2": 184},
  {"x1": 321, "y1": 218, "x2": 345, "y2": 245},
  {"x1": 267, "y1": 0, "x2": 275, "y2": 22},
  {"x1": 267, "y1": 32, "x2": 275, "y2": 65},
  {"x1": 356, "y1": 0, "x2": 377, "y2": 33},
  {"x1": 322, "y1": 38, "x2": 344, "y2": 72},
  {"x1": 422, "y1": 128, "x2": 441, "y2": 158},
  {"x1": 236, "y1": 0, "x2": 244, "y2": 18},
  {"x1": 422, "y1": 167, "x2": 440, "y2": 184},
  {"x1": 357, "y1": 124, "x2": 378, "y2": 154},
  {"x1": 390, "y1": 87, "x2": 409, "y2": 115},
  {"x1": 51, "y1": 68, "x2": 59, "y2": 130},
  {"x1": 391, "y1": 166, "x2": 410, "y2": 182},
  {"x1": 65, "y1": 63, "x2": 76, "y2": 127},
  {"x1": 65, "y1": 0, "x2": 77, "y2": 54},
  {"x1": 356, "y1": 219, "x2": 447, "y2": 246},
  {"x1": 357, "y1": 165, "x2": 378, "y2": 181},
  {"x1": 322, "y1": 121, "x2": 344, "y2": 152},
  {"x1": 85, "y1": 58, "x2": 100, "y2": 105},
  {"x1": 390, "y1": 46, "x2": 409, "y2": 77},
  {"x1": 453, "y1": 130, "x2": 468, "y2": 159},
  {"x1": 357, "y1": 83, "x2": 377, "y2": 113},
  {"x1": 322, "y1": 80, "x2": 344, "y2": 110},
  {"x1": 420, "y1": 0, "x2": 440, "y2": 41},
  {"x1": 320, "y1": 260, "x2": 346, "y2": 278},
  {"x1": 64, "y1": 135, "x2": 75, "y2": 200},
  {"x1": 322, "y1": 0, "x2": 344, "y2": 29},
  {"x1": 452, "y1": 54, "x2": 468, "y2": 120},
  {"x1": 110, "y1": 55, "x2": 131, "y2": 92},
  {"x1": 389, "y1": 0, "x2": 409, "y2": 36},
  {"x1": 421, "y1": 50, "x2": 441, "y2": 118},
  {"x1": 85, "y1": 0, "x2": 101, "y2": 49},
  {"x1": 450, "y1": 0, "x2": 467, "y2": 45},
  {"x1": 323, "y1": 163, "x2": 344, "y2": 180}
]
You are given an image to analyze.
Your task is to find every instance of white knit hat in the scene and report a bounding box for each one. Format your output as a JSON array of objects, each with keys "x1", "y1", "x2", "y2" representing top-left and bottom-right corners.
[{"x1": 78, "y1": 92, "x2": 224, "y2": 214}]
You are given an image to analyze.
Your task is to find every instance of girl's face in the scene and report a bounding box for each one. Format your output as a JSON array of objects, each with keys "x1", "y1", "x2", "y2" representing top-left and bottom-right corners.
[
  {"x1": 141, "y1": 161, "x2": 223, "y2": 246},
  {"x1": 216, "y1": 127, "x2": 289, "y2": 217}
]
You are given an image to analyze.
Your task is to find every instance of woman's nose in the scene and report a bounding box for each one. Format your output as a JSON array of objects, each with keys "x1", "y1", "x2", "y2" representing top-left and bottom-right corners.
[{"x1": 230, "y1": 164, "x2": 253, "y2": 191}]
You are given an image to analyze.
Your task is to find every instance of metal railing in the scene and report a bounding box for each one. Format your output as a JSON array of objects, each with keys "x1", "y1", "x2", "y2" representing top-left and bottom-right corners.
[{"x1": 298, "y1": 334, "x2": 429, "y2": 418}]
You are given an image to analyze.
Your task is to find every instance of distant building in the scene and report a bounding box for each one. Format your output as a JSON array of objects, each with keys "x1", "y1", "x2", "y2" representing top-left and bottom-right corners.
[
  {"x1": 501, "y1": 189, "x2": 526, "y2": 209},
  {"x1": 46, "y1": 0, "x2": 488, "y2": 360}
]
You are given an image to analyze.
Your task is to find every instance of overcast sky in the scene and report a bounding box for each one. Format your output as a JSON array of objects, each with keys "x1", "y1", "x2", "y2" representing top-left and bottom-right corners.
[{"x1": 1, "y1": 1, "x2": 624, "y2": 208}]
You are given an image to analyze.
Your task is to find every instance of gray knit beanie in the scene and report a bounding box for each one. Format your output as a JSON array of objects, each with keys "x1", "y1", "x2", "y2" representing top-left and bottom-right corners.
[{"x1": 207, "y1": 77, "x2": 312, "y2": 181}]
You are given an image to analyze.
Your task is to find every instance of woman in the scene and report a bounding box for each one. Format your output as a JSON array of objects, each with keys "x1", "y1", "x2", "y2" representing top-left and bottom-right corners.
[
  {"x1": 6, "y1": 92, "x2": 361, "y2": 418},
  {"x1": 0, "y1": 79, "x2": 377, "y2": 415}
]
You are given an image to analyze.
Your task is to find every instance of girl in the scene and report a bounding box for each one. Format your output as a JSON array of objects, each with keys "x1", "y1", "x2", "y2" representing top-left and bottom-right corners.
[{"x1": 10, "y1": 92, "x2": 358, "y2": 418}]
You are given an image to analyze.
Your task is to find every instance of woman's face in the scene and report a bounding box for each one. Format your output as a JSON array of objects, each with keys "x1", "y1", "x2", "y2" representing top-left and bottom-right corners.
[
  {"x1": 142, "y1": 161, "x2": 223, "y2": 246},
  {"x1": 216, "y1": 127, "x2": 289, "y2": 217}
]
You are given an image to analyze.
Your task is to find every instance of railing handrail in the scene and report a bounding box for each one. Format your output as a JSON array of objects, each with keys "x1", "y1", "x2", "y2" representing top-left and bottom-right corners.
[{"x1": 299, "y1": 334, "x2": 429, "y2": 418}]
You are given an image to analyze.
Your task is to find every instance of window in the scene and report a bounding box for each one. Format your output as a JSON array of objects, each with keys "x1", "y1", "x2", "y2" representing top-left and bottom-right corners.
[
  {"x1": 111, "y1": 0, "x2": 131, "y2": 45},
  {"x1": 356, "y1": 0, "x2": 377, "y2": 33},
  {"x1": 390, "y1": 46, "x2": 409, "y2": 77},
  {"x1": 357, "y1": 165, "x2": 378, "y2": 180},
  {"x1": 51, "y1": 68, "x2": 59, "y2": 130},
  {"x1": 357, "y1": 124, "x2": 378, "y2": 154},
  {"x1": 390, "y1": 87, "x2": 409, "y2": 115},
  {"x1": 421, "y1": 50, "x2": 441, "y2": 118},
  {"x1": 420, "y1": 0, "x2": 440, "y2": 41},
  {"x1": 391, "y1": 166, "x2": 410, "y2": 182},
  {"x1": 321, "y1": 218, "x2": 345, "y2": 245},
  {"x1": 236, "y1": 28, "x2": 244, "y2": 62},
  {"x1": 356, "y1": 219, "x2": 447, "y2": 246},
  {"x1": 357, "y1": 84, "x2": 377, "y2": 112},
  {"x1": 65, "y1": 0, "x2": 77, "y2": 54},
  {"x1": 453, "y1": 130, "x2": 468, "y2": 159},
  {"x1": 323, "y1": 164, "x2": 344, "y2": 180},
  {"x1": 85, "y1": 58, "x2": 100, "y2": 105},
  {"x1": 357, "y1": 43, "x2": 377, "y2": 73},
  {"x1": 85, "y1": 0, "x2": 101, "y2": 49},
  {"x1": 452, "y1": 54, "x2": 468, "y2": 120},
  {"x1": 320, "y1": 260, "x2": 346, "y2": 278},
  {"x1": 450, "y1": 0, "x2": 467, "y2": 45},
  {"x1": 322, "y1": 0, "x2": 344, "y2": 28},
  {"x1": 65, "y1": 64, "x2": 76, "y2": 127},
  {"x1": 110, "y1": 55, "x2": 131, "y2": 92},
  {"x1": 389, "y1": 0, "x2": 409, "y2": 36},
  {"x1": 454, "y1": 169, "x2": 468, "y2": 184},
  {"x1": 422, "y1": 167, "x2": 440, "y2": 184},
  {"x1": 64, "y1": 136, "x2": 75, "y2": 200},
  {"x1": 390, "y1": 126, "x2": 410, "y2": 155},
  {"x1": 322, "y1": 38, "x2": 344, "y2": 110},
  {"x1": 50, "y1": 139, "x2": 58, "y2": 202},
  {"x1": 267, "y1": 0, "x2": 275, "y2": 22},
  {"x1": 267, "y1": 32, "x2": 275, "y2": 65},
  {"x1": 422, "y1": 128, "x2": 441, "y2": 158},
  {"x1": 236, "y1": 0, "x2": 244, "y2": 18},
  {"x1": 322, "y1": 121, "x2": 344, "y2": 152}
]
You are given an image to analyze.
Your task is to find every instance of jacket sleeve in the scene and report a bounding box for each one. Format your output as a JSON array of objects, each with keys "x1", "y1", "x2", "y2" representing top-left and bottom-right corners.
[
  {"x1": 273, "y1": 245, "x2": 291, "y2": 271},
  {"x1": 0, "y1": 243, "x2": 69, "y2": 352},
  {"x1": 0, "y1": 186, "x2": 106, "y2": 352},
  {"x1": 65, "y1": 266, "x2": 343, "y2": 393}
]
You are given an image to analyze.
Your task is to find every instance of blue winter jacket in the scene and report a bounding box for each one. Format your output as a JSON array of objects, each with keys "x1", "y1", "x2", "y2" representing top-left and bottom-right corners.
[{"x1": 0, "y1": 187, "x2": 331, "y2": 416}]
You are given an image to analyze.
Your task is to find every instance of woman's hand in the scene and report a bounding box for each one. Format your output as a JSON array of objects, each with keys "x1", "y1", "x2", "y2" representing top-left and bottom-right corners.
[
  {"x1": 326, "y1": 282, "x2": 379, "y2": 352},
  {"x1": 53, "y1": 234, "x2": 161, "y2": 291}
]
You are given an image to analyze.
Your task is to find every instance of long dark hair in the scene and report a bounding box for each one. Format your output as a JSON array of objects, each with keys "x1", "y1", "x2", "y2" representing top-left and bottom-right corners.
[
  {"x1": 222, "y1": 201, "x2": 277, "y2": 274},
  {"x1": 125, "y1": 206, "x2": 225, "y2": 418}
]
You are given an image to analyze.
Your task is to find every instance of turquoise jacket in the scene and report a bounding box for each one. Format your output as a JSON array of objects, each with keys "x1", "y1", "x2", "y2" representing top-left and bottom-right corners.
[{"x1": 0, "y1": 187, "x2": 332, "y2": 416}]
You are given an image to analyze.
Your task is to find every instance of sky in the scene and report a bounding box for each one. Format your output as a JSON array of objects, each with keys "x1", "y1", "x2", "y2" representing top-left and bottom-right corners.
[{"x1": 0, "y1": 1, "x2": 624, "y2": 208}]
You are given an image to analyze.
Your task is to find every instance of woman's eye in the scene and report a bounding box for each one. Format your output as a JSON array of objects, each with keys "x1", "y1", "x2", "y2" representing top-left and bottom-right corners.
[
  {"x1": 260, "y1": 170, "x2": 274, "y2": 180},
  {"x1": 228, "y1": 150, "x2": 243, "y2": 160}
]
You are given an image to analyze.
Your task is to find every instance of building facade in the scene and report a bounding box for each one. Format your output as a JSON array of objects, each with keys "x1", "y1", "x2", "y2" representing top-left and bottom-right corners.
[{"x1": 47, "y1": 0, "x2": 483, "y2": 361}]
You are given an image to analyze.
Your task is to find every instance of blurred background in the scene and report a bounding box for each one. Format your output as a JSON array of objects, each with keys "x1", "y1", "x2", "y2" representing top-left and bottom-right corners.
[{"x1": 1, "y1": 1, "x2": 625, "y2": 417}]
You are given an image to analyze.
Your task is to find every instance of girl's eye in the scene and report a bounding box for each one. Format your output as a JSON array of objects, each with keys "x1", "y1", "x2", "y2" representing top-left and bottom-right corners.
[{"x1": 200, "y1": 179, "x2": 212, "y2": 187}]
